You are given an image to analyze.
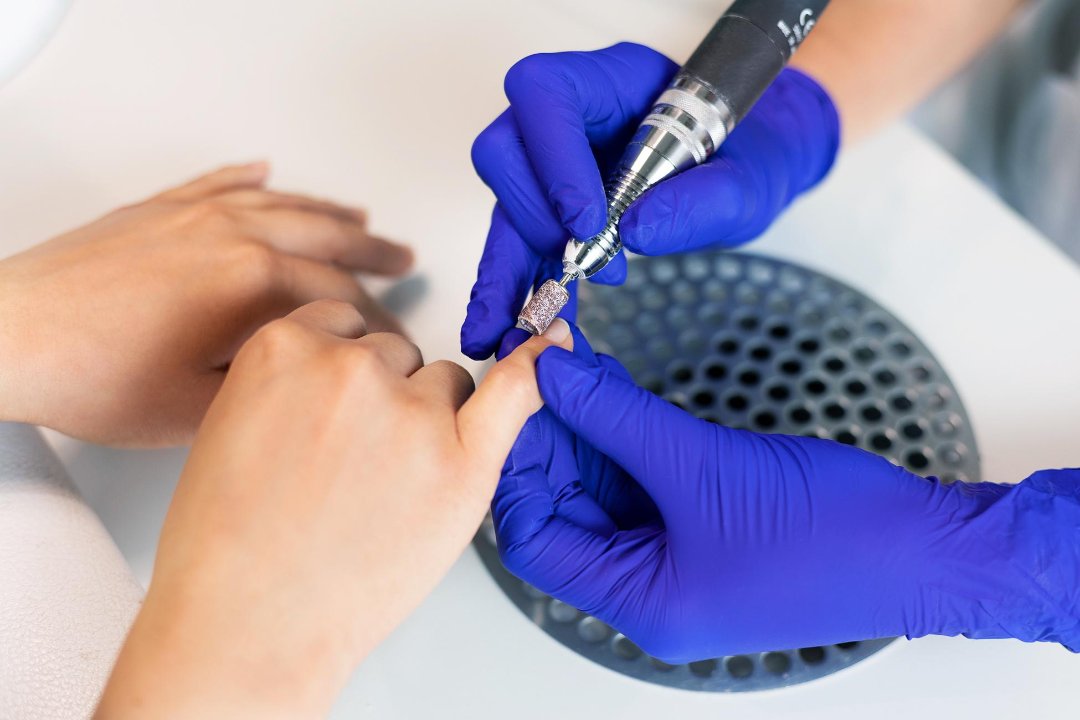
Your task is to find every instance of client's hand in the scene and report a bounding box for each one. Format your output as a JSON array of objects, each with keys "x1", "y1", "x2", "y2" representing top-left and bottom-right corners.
[
  {"x1": 0, "y1": 162, "x2": 411, "y2": 446},
  {"x1": 96, "y1": 304, "x2": 573, "y2": 719}
]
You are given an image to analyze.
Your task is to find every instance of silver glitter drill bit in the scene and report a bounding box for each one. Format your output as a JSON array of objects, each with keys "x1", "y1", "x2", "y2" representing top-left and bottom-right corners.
[{"x1": 517, "y1": 273, "x2": 573, "y2": 335}]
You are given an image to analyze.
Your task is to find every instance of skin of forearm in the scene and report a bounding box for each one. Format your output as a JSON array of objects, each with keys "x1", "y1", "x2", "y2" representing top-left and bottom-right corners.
[
  {"x1": 95, "y1": 586, "x2": 354, "y2": 719},
  {"x1": 792, "y1": 0, "x2": 1028, "y2": 143},
  {"x1": 0, "y1": 261, "x2": 38, "y2": 426}
]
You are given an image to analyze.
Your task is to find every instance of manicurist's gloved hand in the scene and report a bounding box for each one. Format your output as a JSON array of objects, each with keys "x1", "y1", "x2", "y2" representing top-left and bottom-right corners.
[
  {"x1": 462, "y1": 43, "x2": 840, "y2": 359},
  {"x1": 494, "y1": 329, "x2": 1080, "y2": 662}
]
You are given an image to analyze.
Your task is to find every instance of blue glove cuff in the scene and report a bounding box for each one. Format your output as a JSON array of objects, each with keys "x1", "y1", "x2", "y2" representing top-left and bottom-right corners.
[{"x1": 919, "y1": 470, "x2": 1080, "y2": 651}]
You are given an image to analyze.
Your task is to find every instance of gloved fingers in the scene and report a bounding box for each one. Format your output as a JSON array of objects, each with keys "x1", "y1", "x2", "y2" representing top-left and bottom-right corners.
[
  {"x1": 620, "y1": 157, "x2": 763, "y2": 255},
  {"x1": 575, "y1": 354, "x2": 663, "y2": 527},
  {"x1": 461, "y1": 205, "x2": 542, "y2": 360},
  {"x1": 471, "y1": 110, "x2": 569, "y2": 254},
  {"x1": 596, "y1": 353, "x2": 633, "y2": 381},
  {"x1": 493, "y1": 457, "x2": 652, "y2": 611},
  {"x1": 497, "y1": 326, "x2": 618, "y2": 537},
  {"x1": 501, "y1": 59, "x2": 604, "y2": 240},
  {"x1": 536, "y1": 347, "x2": 710, "y2": 505},
  {"x1": 576, "y1": 445, "x2": 661, "y2": 530},
  {"x1": 552, "y1": 478, "x2": 619, "y2": 538},
  {"x1": 501, "y1": 43, "x2": 678, "y2": 240},
  {"x1": 588, "y1": 251, "x2": 627, "y2": 286},
  {"x1": 620, "y1": 67, "x2": 841, "y2": 256}
]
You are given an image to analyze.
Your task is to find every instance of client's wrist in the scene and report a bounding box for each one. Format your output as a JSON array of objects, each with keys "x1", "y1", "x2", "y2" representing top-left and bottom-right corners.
[{"x1": 97, "y1": 583, "x2": 357, "y2": 719}]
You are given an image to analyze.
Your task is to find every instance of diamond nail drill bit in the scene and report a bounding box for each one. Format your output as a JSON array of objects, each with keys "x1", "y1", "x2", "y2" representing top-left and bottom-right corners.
[
  {"x1": 516, "y1": 0, "x2": 829, "y2": 335},
  {"x1": 516, "y1": 274, "x2": 572, "y2": 335}
]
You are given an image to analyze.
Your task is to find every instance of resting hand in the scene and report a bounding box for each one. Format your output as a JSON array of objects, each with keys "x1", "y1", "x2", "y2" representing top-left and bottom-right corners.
[{"x1": 0, "y1": 162, "x2": 410, "y2": 446}]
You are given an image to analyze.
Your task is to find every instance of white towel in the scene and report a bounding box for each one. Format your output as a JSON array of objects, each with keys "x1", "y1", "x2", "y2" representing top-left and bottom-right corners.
[{"x1": 0, "y1": 423, "x2": 143, "y2": 720}]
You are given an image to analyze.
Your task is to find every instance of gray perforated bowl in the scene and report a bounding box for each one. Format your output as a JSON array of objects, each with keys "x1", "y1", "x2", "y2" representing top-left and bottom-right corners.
[{"x1": 475, "y1": 250, "x2": 980, "y2": 691}]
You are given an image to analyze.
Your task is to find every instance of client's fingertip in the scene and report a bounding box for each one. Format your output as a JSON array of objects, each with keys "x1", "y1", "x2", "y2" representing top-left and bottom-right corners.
[
  {"x1": 365, "y1": 236, "x2": 415, "y2": 276},
  {"x1": 386, "y1": 242, "x2": 415, "y2": 273},
  {"x1": 541, "y1": 318, "x2": 571, "y2": 345}
]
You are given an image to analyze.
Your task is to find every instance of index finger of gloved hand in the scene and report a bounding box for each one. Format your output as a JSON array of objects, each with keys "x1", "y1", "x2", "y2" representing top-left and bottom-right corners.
[
  {"x1": 156, "y1": 161, "x2": 270, "y2": 202},
  {"x1": 536, "y1": 346, "x2": 710, "y2": 506},
  {"x1": 503, "y1": 44, "x2": 677, "y2": 241},
  {"x1": 461, "y1": 205, "x2": 543, "y2": 361},
  {"x1": 233, "y1": 207, "x2": 414, "y2": 276},
  {"x1": 472, "y1": 110, "x2": 569, "y2": 255}
]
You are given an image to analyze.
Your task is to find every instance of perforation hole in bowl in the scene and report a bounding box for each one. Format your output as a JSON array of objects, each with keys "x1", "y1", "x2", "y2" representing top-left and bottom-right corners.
[
  {"x1": 703, "y1": 360, "x2": 728, "y2": 381},
  {"x1": 763, "y1": 652, "x2": 792, "y2": 675},
  {"x1": 844, "y1": 376, "x2": 870, "y2": 397},
  {"x1": 804, "y1": 377, "x2": 829, "y2": 397},
  {"x1": 669, "y1": 364, "x2": 693, "y2": 384},
  {"x1": 768, "y1": 322, "x2": 792, "y2": 341},
  {"x1": 777, "y1": 356, "x2": 803, "y2": 376},
  {"x1": 476, "y1": 251, "x2": 979, "y2": 695},
  {"x1": 726, "y1": 656, "x2": 754, "y2": 679},
  {"x1": 752, "y1": 410, "x2": 779, "y2": 431},
  {"x1": 737, "y1": 367, "x2": 762, "y2": 387},
  {"x1": 765, "y1": 383, "x2": 791, "y2": 402},
  {"x1": 749, "y1": 343, "x2": 773, "y2": 362},
  {"x1": 612, "y1": 634, "x2": 643, "y2": 661},
  {"x1": 689, "y1": 659, "x2": 719, "y2": 678},
  {"x1": 692, "y1": 389, "x2": 716, "y2": 408}
]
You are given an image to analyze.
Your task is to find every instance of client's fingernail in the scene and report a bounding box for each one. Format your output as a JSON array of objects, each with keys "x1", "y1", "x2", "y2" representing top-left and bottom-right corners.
[{"x1": 542, "y1": 318, "x2": 570, "y2": 343}]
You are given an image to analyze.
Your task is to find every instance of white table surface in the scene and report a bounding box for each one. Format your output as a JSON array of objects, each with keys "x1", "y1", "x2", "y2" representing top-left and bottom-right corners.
[{"x1": 1, "y1": 0, "x2": 1077, "y2": 718}]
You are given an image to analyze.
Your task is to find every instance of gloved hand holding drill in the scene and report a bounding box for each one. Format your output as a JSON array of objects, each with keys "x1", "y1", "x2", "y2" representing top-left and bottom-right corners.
[{"x1": 461, "y1": 42, "x2": 840, "y2": 358}]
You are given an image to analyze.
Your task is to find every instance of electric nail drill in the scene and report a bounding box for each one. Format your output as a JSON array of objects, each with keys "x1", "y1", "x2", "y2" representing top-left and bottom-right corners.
[{"x1": 517, "y1": 0, "x2": 831, "y2": 335}]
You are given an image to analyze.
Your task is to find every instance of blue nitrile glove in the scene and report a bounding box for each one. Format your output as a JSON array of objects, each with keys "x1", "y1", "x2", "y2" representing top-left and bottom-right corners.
[
  {"x1": 461, "y1": 43, "x2": 840, "y2": 360},
  {"x1": 493, "y1": 331, "x2": 1080, "y2": 662}
]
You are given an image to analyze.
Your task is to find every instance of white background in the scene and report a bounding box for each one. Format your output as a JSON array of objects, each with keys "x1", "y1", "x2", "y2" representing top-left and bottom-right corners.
[{"x1": 0, "y1": 0, "x2": 1077, "y2": 718}]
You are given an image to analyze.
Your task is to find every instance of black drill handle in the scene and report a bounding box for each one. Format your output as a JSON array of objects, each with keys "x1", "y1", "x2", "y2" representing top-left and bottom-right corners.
[{"x1": 682, "y1": 0, "x2": 830, "y2": 124}]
